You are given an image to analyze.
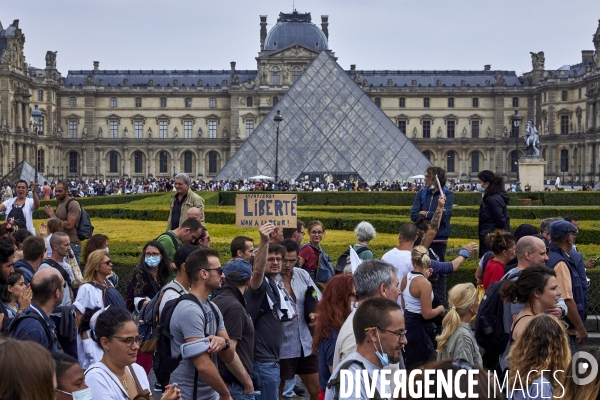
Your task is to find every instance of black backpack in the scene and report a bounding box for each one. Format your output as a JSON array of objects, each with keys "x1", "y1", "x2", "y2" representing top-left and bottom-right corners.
[
  {"x1": 6, "y1": 203, "x2": 26, "y2": 225},
  {"x1": 156, "y1": 231, "x2": 181, "y2": 252},
  {"x1": 6, "y1": 309, "x2": 55, "y2": 351},
  {"x1": 474, "y1": 274, "x2": 510, "y2": 356},
  {"x1": 66, "y1": 198, "x2": 94, "y2": 240},
  {"x1": 153, "y1": 293, "x2": 220, "y2": 393},
  {"x1": 335, "y1": 246, "x2": 370, "y2": 273}
]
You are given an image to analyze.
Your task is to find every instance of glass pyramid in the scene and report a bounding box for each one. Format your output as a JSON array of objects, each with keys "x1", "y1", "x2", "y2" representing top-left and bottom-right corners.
[
  {"x1": 0, "y1": 160, "x2": 48, "y2": 187},
  {"x1": 215, "y1": 51, "x2": 432, "y2": 183}
]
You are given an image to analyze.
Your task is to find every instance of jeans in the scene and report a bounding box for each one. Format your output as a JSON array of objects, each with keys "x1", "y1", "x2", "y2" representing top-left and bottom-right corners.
[
  {"x1": 227, "y1": 381, "x2": 255, "y2": 400},
  {"x1": 282, "y1": 378, "x2": 295, "y2": 398},
  {"x1": 70, "y1": 243, "x2": 81, "y2": 267},
  {"x1": 254, "y1": 361, "x2": 280, "y2": 400}
]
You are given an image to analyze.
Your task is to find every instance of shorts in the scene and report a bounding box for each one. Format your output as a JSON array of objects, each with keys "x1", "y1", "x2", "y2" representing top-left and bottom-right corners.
[{"x1": 279, "y1": 353, "x2": 319, "y2": 380}]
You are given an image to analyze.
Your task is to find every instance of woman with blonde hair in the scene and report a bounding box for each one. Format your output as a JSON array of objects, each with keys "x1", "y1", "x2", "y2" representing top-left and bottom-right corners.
[
  {"x1": 401, "y1": 245, "x2": 445, "y2": 369},
  {"x1": 436, "y1": 283, "x2": 482, "y2": 365},
  {"x1": 507, "y1": 314, "x2": 569, "y2": 400}
]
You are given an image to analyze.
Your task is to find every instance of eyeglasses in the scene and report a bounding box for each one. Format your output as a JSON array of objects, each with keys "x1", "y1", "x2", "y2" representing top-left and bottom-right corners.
[
  {"x1": 298, "y1": 231, "x2": 305, "y2": 236},
  {"x1": 204, "y1": 267, "x2": 223, "y2": 274},
  {"x1": 267, "y1": 257, "x2": 282, "y2": 263},
  {"x1": 102, "y1": 260, "x2": 112, "y2": 265},
  {"x1": 112, "y1": 335, "x2": 144, "y2": 348},
  {"x1": 145, "y1": 252, "x2": 161, "y2": 257},
  {"x1": 364, "y1": 326, "x2": 407, "y2": 339}
]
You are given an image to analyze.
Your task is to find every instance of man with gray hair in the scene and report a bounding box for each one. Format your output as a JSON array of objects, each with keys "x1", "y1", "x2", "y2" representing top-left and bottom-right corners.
[
  {"x1": 540, "y1": 217, "x2": 562, "y2": 241},
  {"x1": 352, "y1": 221, "x2": 376, "y2": 260},
  {"x1": 332, "y1": 259, "x2": 402, "y2": 370},
  {"x1": 167, "y1": 173, "x2": 205, "y2": 231}
]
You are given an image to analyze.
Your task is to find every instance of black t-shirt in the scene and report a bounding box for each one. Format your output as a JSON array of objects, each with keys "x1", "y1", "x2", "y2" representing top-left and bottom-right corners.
[
  {"x1": 213, "y1": 284, "x2": 255, "y2": 376},
  {"x1": 170, "y1": 193, "x2": 187, "y2": 230},
  {"x1": 244, "y1": 280, "x2": 283, "y2": 362}
]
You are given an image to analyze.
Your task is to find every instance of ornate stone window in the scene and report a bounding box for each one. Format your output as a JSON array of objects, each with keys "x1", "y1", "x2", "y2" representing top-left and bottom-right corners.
[
  {"x1": 159, "y1": 120, "x2": 168, "y2": 138},
  {"x1": 399, "y1": 98, "x2": 406, "y2": 108},
  {"x1": 448, "y1": 98, "x2": 454, "y2": 108},
  {"x1": 292, "y1": 66, "x2": 301, "y2": 83},
  {"x1": 560, "y1": 115, "x2": 569, "y2": 134},
  {"x1": 472, "y1": 97, "x2": 479, "y2": 108},
  {"x1": 37, "y1": 115, "x2": 45, "y2": 135},
  {"x1": 560, "y1": 149, "x2": 569, "y2": 172},
  {"x1": 110, "y1": 97, "x2": 117, "y2": 108},
  {"x1": 208, "y1": 121, "x2": 217, "y2": 138},
  {"x1": 183, "y1": 151, "x2": 193, "y2": 173},
  {"x1": 109, "y1": 120, "x2": 118, "y2": 138},
  {"x1": 70, "y1": 97, "x2": 77, "y2": 107},
  {"x1": 246, "y1": 119, "x2": 254, "y2": 135},
  {"x1": 472, "y1": 120, "x2": 480, "y2": 138},
  {"x1": 184, "y1": 120, "x2": 193, "y2": 138},
  {"x1": 109, "y1": 151, "x2": 119, "y2": 173},
  {"x1": 562, "y1": 90, "x2": 568, "y2": 102},
  {"x1": 185, "y1": 97, "x2": 192, "y2": 108},
  {"x1": 37, "y1": 149, "x2": 44, "y2": 173},
  {"x1": 398, "y1": 120, "x2": 406, "y2": 135},
  {"x1": 134, "y1": 121, "x2": 143, "y2": 138},
  {"x1": 510, "y1": 151, "x2": 518, "y2": 172},
  {"x1": 447, "y1": 120, "x2": 456, "y2": 138},
  {"x1": 208, "y1": 151, "x2": 218, "y2": 173},
  {"x1": 69, "y1": 151, "x2": 78, "y2": 173},
  {"x1": 423, "y1": 120, "x2": 431, "y2": 138},
  {"x1": 374, "y1": 97, "x2": 381, "y2": 108},
  {"x1": 446, "y1": 151, "x2": 457, "y2": 172},
  {"x1": 273, "y1": 96, "x2": 279, "y2": 106},
  {"x1": 159, "y1": 151, "x2": 168, "y2": 173},
  {"x1": 135, "y1": 151, "x2": 144, "y2": 173},
  {"x1": 471, "y1": 151, "x2": 480, "y2": 173},
  {"x1": 246, "y1": 96, "x2": 253, "y2": 107},
  {"x1": 38, "y1": 90, "x2": 43, "y2": 101},
  {"x1": 271, "y1": 66, "x2": 280, "y2": 85},
  {"x1": 424, "y1": 97, "x2": 430, "y2": 108},
  {"x1": 135, "y1": 97, "x2": 142, "y2": 108},
  {"x1": 160, "y1": 97, "x2": 167, "y2": 108},
  {"x1": 69, "y1": 120, "x2": 77, "y2": 138},
  {"x1": 422, "y1": 150, "x2": 432, "y2": 162},
  {"x1": 209, "y1": 98, "x2": 217, "y2": 108},
  {"x1": 512, "y1": 97, "x2": 519, "y2": 108}
]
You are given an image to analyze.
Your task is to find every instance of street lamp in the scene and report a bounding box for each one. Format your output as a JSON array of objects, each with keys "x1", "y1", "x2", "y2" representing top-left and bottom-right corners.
[
  {"x1": 273, "y1": 110, "x2": 283, "y2": 185},
  {"x1": 32, "y1": 104, "x2": 42, "y2": 183},
  {"x1": 511, "y1": 109, "x2": 522, "y2": 187}
]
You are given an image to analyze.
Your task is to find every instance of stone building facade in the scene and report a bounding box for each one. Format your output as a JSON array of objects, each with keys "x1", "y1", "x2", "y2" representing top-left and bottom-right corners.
[{"x1": 1, "y1": 13, "x2": 600, "y2": 184}]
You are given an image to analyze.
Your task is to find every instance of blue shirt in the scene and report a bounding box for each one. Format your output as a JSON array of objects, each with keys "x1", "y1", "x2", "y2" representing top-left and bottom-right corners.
[
  {"x1": 12, "y1": 302, "x2": 58, "y2": 352},
  {"x1": 318, "y1": 330, "x2": 338, "y2": 391}
]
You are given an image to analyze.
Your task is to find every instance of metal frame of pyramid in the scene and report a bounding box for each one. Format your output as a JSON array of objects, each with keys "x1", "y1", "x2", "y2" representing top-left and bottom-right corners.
[
  {"x1": 215, "y1": 51, "x2": 432, "y2": 183},
  {"x1": 0, "y1": 160, "x2": 48, "y2": 187}
]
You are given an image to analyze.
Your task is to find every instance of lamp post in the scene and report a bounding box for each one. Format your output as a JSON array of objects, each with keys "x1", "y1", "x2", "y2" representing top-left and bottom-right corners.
[
  {"x1": 511, "y1": 110, "x2": 522, "y2": 188},
  {"x1": 578, "y1": 164, "x2": 581, "y2": 185},
  {"x1": 31, "y1": 104, "x2": 42, "y2": 183},
  {"x1": 273, "y1": 110, "x2": 283, "y2": 184}
]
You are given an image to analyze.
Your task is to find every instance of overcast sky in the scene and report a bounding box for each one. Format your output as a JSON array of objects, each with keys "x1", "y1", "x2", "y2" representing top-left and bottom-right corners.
[{"x1": 3, "y1": 0, "x2": 600, "y2": 76}]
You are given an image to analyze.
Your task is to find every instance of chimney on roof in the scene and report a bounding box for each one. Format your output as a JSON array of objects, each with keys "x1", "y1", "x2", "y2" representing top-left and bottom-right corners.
[
  {"x1": 582, "y1": 50, "x2": 594, "y2": 64},
  {"x1": 484, "y1": 65, "x2": 491, "y2": 71},
  {"x1": 93, "y1": 61, "x2": 99, "y2": 71},
  {"x1": 321, "y1": 15, "x2": 329, "y2": 39},
  {"x1": 230, "y1": 61, "x2": 236, "y2": 72},
  {"x1": 350, "y1": 64, "x2": 356, "y2": 71},
  {"x1": 260, "y1": 16, "x2": 268, "y2": 50}
]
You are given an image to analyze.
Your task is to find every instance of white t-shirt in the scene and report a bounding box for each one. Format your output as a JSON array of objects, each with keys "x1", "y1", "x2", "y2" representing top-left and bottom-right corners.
[
  {"x1": 3, "y1": 197, "x2": 36, "y2": 235},
  {"x1": 85, "y1": 362, "x2": 149, "y2": 400},
  {"x1": 382, "y1": 248, "x2": 413, "y2": 308},
  {"x1": 38, "y1": 261, "x2": 74, "y2": 308},
  {"x1": 73, "y1": 283, "x2": 105, "y2": 314}
]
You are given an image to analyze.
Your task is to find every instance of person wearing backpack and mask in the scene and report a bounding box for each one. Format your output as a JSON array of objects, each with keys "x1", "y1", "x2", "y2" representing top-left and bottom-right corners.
[
  {"x1": 0, "y1": 180, "x2": 39, "y2": 235},
  {"x1": 325, "y1": 298, "x2": 406, "y2": 400}
]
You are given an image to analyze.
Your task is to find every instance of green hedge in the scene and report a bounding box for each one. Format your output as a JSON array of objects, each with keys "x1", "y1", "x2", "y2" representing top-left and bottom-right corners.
[{"x1": 219, "y1": 191, "x2": 600, "y2": 207}]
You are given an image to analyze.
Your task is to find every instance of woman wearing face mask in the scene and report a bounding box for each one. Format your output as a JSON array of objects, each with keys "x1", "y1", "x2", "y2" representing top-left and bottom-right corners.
[
  {"x1": 311, "y1": 274, "x2": 357, "y2": 400},
  {"x1": 125, "y1": 240, "x2": 170, "y2": 373},
  {"x1": 85, "y1": 307, "x2": 181, "y2": 400},
  {"x1": 477, "y1": 170, "x2": 511, "y2": 258},
  {"x1": 401, "y1": 246, "x2": 445, "y2": 370},
  {"x1": 54, "y1": 352, "x2": 92, "y2": 400},
  {"x1": 435, "y1": 283, "x2": 482, "y2": 365}
]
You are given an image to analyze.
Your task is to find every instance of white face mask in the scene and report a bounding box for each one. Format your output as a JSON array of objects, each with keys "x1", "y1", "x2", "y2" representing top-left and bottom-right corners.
[{"x1": 56, "y1": 387, "x2": 93, "y2": 400}]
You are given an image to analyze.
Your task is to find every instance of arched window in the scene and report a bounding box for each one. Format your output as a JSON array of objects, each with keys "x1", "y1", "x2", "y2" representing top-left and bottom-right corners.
[
  {"x1": 270, "y1": 66, "x2": 280, "y2": 85},
  {"x1": 110, "y1": 97, "x2": 117, "y2": 108},
  {"x1": 560, "y1": 149, "x2": 569, "y2": 172},
  {"x1": 292, "y1": 66, "x2": 301, "y2": 83},
  {"x1": 69, "y1": 151, "x2": 78, "y2": 173},
  {"x1": 183, "y1": 151, "x2": 193, "y2": 173},
  {"x1": 208, "y1": 151, "x2": 218, "y2": 173},
  {"x1": 159, "y1": 151, "x2": 168, "y2": 173},
  {"x1": 510, "y1": 151, "x2": 519, "y2": 172},
  {"x1": 37, "y1": 149, "x2": 45, "y2": 173},
  {"x1": 471, "y1": 152, "x2": 480, "y2": 173},
  {"x1": 422, "y1": 151, "x2": 432, "y2": 162},
  {"x1": 185, "y1": 97, "x2": 192, "y2": 108},
  {"x1": 134, "y1": 151, "x2": 143, "y2": 173},
  {"x1": 109, "y1": 151, "x2": 118, "y2": 173},
  {"x1": 446, "y1": 151, "x2": 456, "y2": 173},
  {"x1": 374, "y1": 98, "x2": 381, "y2": 108}
]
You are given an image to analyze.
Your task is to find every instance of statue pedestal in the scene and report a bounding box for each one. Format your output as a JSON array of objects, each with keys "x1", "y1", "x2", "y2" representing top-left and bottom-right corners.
[{"x1": 519, "y1": 157, "x2": 546, "y2": 192}]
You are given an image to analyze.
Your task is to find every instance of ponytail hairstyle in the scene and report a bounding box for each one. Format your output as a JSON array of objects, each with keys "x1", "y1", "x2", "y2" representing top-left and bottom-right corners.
[
  {"x1": 485, "y1": 229, "x2": 515, "y2": 256},
  {"x1": 478, "y1": 170, "x2": 504, "y2": 196},
  {"x1": 436, "y1": 283, "x2": 477, "y2": 353},
  {"x1": 499, "y1": 264, "x2": 556, "y2": 308},
  {"x1": 411, "y1": 245, "x2": 431, "y2": 271}
]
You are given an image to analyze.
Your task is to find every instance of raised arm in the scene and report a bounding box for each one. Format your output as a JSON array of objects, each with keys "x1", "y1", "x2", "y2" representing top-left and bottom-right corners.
[{"x1": 250, "y1": 223, "x2": 274, "y2": 291}]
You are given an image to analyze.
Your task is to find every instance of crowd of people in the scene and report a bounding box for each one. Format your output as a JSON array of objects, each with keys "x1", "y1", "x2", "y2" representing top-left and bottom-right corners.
[{"x1": 0, "y1": 168, "x2": 599, "y2": 400}]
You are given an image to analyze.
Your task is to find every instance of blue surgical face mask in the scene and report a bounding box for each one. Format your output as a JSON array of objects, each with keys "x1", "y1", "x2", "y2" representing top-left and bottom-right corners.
[
  {"x1": 476, "y1": 183, "x2": 484, "y2": 192},
  {"x1": 373, "y1": 329, "x2": 389, "y2": 367},
  {"x1": 429, "y1": 184, "x2": 435, "y2": 190},
  {"x1": 145, "y1": 256, "x2": 161, "y2": 268}
]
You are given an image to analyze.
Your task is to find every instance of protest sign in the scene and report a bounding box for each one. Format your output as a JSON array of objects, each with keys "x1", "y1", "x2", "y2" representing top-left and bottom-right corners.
[{"x1": 235, "y1": 194, "x2": 297, "y2": 228}]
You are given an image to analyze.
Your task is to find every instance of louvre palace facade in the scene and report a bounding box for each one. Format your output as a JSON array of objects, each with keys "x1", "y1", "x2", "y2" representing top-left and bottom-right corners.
[{"x1": 1, "y1": 12, "x2": 600, "y2": 184}]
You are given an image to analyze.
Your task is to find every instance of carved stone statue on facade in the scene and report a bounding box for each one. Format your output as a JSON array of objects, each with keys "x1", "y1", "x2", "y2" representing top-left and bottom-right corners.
[
  {"x1": 83, "y1": 126, "x2": 88, "y2": 138},
  {"x1": 282, "y1": 65, "x2": 289, "y2": 83},
  {"x1": 124, "y1": 127, "x2": 128, "y2": 138},
  {"x1": 0, "y1": 114, "x2": 6, "y2": 130},
  {"x1": 57, "y1": 125, "x2": 63, "y2": 138},
  {"x1": 231, "y1": 73, "x2": 239, "y2": 85},
  {"x1": 45, "y1": 51, "x2": 57, "y2": 68},
  {"x1": 437, "y1": 126, "x2": 442, "y2": 138},
  {"x1": 412, "y1": 127, "x2": 417, "y2": 139},
  {"x1": 387, "y1": 79, "x2": 393, "y2": 86},
  {"x1": 503, "y1": 126, "x2": 508, "y2": 137},
  {"x1": 148, "y1": 127, "x2": 152, "y2": 138},
  {"x1": 242, "y1": 79, "x2": 254, "y2": 90},
  {"x1": 530, "y1": 51, "x2": 545, "y2": 69},
  {"x1": 487, "y1": 126, "x2": 491, "y2": 138},
  {"x1": 494, "y1": 74, "x2": 506, "y2": 86},
  {"x1": 354, "y1": 73, "x2": 361, "y2": 83},
  {"x1": 236, "y1": 127, "x2": 241, "y2": 139},
  {"x1": 462, "y1": 127, "x2": 467, "y2": 138},
  {"x1": 198, "y1": 79, "x2": 203, "y2": 87},
  {"x1": 98, "y1": 127, "x2": 103, "y2": 138},
  {"x1": 524, "y1": 119, "x2": 540, "y2": 157},
  {"x1": 223, "y1": 127, "x2": 228, "y2": 138},
  {"x1": 362, "y1": 79, "x2": 368, "y2": 87},
  {"x1": 198, "y1": 127, "x2": 202, "y2": 137},
  {"x1": 239, "y1": 97, "x2": 246, "y2": 106},
  {"x1": 85, "y1": 73, "x2": 94, "y2": 85},
  {"x1": 259, "y1": 64, "x2": 268, "y2": 85}
]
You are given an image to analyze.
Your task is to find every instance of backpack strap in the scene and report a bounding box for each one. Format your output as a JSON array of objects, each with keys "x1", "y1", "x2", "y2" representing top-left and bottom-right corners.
[
  {"x1": 326, "y1": 359, "x2": 382, "y2": 400},
  {"x1": 153, "y1": 286, "x2": 186, "y2": 327},
  {"x1": 157, "y1": 231, "x2": 181, "y2": 251},
  {"x1": 43, "y1": 259, "x2": 73, "y2": 290},
  {"x1": 65, "y1": 198, "x2": 81, "y2": 228},
  {"x1": 7, "y1": 311, "x2": 54, "y2": 351}
]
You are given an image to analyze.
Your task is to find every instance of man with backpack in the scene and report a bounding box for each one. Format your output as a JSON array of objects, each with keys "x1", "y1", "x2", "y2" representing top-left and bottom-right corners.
[
  {"x1": 167, "y1": 248, "x2": 236, "y2": 400},
  {"x1": 44, "y1": 181, "x2": 82, "y2": 264},
  {"x1": 156, "y1": 218, "x2": 204, "y2": 266},
  {"x1": 9, "y1": 268, "x2": 64, "y2": 352}
]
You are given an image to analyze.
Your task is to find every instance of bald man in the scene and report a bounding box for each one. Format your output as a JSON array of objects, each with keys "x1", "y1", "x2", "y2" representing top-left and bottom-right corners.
[
  {"x1": 187, "y1": 207, "x2": 202, "y2": 221},
  {"x1": 9, "y1": 268, "x2": 64, "y2": 352}
]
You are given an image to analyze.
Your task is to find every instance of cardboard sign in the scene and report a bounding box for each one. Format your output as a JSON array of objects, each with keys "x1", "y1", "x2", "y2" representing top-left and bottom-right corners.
[{"x1": 235, "y1": 194, "x2": 297, "y2": 228}]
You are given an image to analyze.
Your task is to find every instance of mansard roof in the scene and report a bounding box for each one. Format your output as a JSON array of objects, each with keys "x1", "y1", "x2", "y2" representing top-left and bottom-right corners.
[
  {"x1": 64, "y1": 69, "x2": 257, "y2": 87},
  {"x1": 346, "y1": 69, "x2": 523, "y2": 87},
  {"x1": 264, "y1": 11, "x2": 328, "y2": 51}
]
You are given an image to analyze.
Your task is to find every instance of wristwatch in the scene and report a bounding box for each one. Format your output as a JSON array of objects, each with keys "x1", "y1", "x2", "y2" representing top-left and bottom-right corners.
[{"x1": 224, "y1": 339, "x2": 230, "y2": 350}]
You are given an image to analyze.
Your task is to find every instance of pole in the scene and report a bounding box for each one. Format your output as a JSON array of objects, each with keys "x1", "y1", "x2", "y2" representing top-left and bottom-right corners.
[
  {"x1": 514, "y1": 123, "x2": 519, "y2": 182},
  {"x1": 35, "y1": 125, "x2": 39, "y2": 183},
  {"x1": 275, "y1": 124, "x2": 279, "y2": 183}
]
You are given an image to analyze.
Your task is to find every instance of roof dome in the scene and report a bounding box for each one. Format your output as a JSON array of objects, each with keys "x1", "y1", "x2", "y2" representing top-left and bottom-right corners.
[{"x1": 264, "y1": 11, "x2": 328, "y2": 51}]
